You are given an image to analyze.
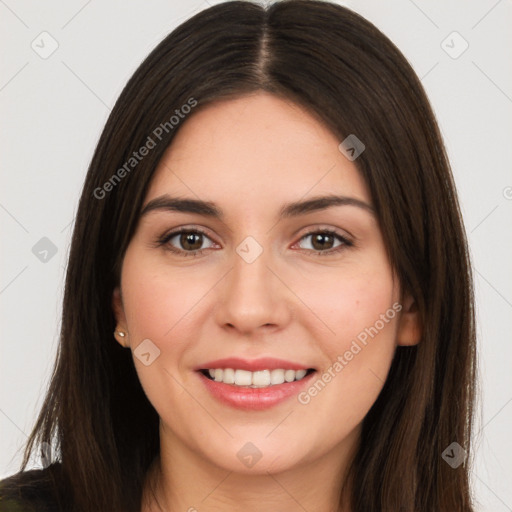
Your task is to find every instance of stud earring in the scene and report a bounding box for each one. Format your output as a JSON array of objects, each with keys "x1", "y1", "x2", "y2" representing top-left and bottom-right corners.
[{"x1": 116, "y1": 331, "x2": 126, "y2": 338}]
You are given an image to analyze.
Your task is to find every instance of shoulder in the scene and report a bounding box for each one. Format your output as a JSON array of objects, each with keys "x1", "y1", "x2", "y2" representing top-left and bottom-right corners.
[{"x1": 0, "y1": 464, "x2": 63, "y2": 512}]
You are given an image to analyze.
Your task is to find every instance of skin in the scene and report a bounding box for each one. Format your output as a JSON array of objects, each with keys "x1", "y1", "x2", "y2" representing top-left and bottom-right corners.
[{"x1": 112, "y1": 91, "x2": 421, "y2": 512}]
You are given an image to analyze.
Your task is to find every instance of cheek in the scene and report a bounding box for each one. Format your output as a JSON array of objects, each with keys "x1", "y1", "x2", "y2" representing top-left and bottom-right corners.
[
  {"x1": 293, "y1": 260, "x2": 398, "y2": 430},
  {"x1": 120, "y1": 256, "x2": 206, "y2": 418},
  {"x1": 121, "y1": 250, "x2": 206, "y2": 342},
  {"x1": 123, "y1": 276, "x2": 180, "y2": 339},
  {"x1": 330, "y1": 278, "x2": 397, "y2": 351},
  {"x1": 119, "y1": 251, "x2": 201, "y2": 390},
  {"x1": 292, "y1": 254, "x2": 397, "y2": 353}
]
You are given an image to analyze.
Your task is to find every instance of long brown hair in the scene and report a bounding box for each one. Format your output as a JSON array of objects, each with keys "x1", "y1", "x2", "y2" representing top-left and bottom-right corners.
[{"x1": 0, "y1": 1, "x2": 477, "y2": 510}]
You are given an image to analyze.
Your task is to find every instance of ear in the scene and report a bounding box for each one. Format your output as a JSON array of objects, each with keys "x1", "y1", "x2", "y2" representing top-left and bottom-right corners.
[
  {"x1": 396, "y1": 292, "x2": 421, "y2": 346},
  {"x1": 112, "y1": 286, "x2": 128, "y2": 347}
]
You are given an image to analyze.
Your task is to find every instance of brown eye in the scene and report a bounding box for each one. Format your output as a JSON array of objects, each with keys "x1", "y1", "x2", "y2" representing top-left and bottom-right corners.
[
  {"x1": 179, "y1": 232, "x2": 204, "y2": 251},
  {"x1": 310, "y1": 232, "x2": 336, "y2": 251},
  {"x1": 157, "y1": 228, "x2": 216, "y2": 257},
  {"x1": 296, "y1": 229, "x2": 353, "y2": 256}
]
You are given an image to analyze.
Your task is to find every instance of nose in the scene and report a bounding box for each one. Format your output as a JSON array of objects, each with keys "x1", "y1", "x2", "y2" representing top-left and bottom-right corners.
[{"x1": 214, "y1": 239, "x2": 292, "y2": 336}]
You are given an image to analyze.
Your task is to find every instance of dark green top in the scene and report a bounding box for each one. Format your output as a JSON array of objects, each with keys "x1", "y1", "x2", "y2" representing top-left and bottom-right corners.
[
  {"x1": 0, "y1": 497, "x2": 33, "y2": 512},
  {"x1": 0, "y1": 465, "x2": 61, "y2": 512}
]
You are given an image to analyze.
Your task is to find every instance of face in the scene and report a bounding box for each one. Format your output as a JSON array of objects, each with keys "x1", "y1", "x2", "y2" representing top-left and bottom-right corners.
[{"x1": 112, "y1": 91, "x2": 420, "y2": 476}]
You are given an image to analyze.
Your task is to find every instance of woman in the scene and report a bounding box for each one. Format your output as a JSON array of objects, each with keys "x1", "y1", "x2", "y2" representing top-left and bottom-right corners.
[{"x1": 0, "y1": 0, "x2": 477, "y2": 511}]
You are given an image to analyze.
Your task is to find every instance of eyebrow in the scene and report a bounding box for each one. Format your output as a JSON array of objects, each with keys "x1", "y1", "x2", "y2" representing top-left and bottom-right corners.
[{"x1": 140, "y1": 194, "x2": 375, "y2": 220}]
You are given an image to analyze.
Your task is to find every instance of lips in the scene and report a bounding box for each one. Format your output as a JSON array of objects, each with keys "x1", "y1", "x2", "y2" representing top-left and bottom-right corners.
[
  {"x1": 195, "y1": 357, "x2": 313, "y2": 372},
  {"x1": 194, "y1": 357, "x2": 317, "y2": 410}
]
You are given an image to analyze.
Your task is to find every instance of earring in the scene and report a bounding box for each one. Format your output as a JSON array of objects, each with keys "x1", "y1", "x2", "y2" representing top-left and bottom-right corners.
[{"x1": 116, "y1": 331, "x2": 126, "y2": 338}]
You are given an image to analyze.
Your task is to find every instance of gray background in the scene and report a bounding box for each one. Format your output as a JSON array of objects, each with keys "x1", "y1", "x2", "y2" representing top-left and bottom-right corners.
[{"x1": 1, "y1": 0, "x2": 511, "y2": 510}]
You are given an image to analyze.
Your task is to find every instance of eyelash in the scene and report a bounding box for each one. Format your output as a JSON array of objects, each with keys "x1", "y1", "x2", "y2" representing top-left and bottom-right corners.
[{"x1": 155, "y1": 226, "x2": 354, "y2": 258}]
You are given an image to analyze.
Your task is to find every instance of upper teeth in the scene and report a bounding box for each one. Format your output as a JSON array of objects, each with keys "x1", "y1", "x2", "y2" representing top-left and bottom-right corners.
[{"x1": 207, "y1": 368, "x2": 309, "y2": 387}]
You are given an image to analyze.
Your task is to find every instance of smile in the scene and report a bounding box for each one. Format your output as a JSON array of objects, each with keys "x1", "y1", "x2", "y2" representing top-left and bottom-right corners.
[
  {"x1": 200, "y1": 368, "x2": 314, "y2": 387},
  {"x1": 195, "y1": 357, "x2": 318, "y2": 410}
]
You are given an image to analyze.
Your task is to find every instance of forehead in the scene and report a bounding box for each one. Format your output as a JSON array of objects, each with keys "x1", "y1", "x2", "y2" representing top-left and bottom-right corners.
[{"x1": 144, "y1": 92, "x2": 370, "y2": 212}]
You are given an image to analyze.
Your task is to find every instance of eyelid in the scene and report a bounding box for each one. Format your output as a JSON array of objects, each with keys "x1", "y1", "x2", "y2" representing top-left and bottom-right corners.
[
  {"x1": 291, "y1": 226, "x2": 354, "y2": 256},
  {"x1": 293, "y1": 223, "x2": 354, "y2": 241},
  {"x1": 156, "y1": 225, "x2": 219, "y2": 249}
]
